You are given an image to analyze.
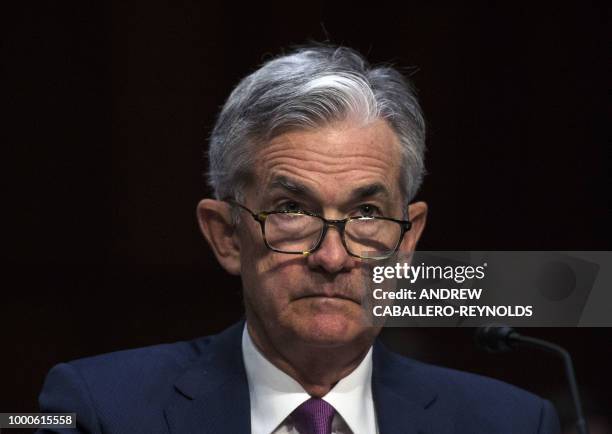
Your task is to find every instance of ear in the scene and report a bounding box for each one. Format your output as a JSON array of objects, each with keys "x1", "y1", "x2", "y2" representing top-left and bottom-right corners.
[
  {"x1": 399, "y1": 201, "x2": 428, "y2": 253},
  {"x1": 196, "y1": 199, "x2": 241, "y2": 275}
]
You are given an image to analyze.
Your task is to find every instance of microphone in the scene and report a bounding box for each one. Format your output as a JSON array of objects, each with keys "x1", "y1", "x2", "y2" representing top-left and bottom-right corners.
[{"x1": 475, "y1": 325, "x2": 589, "y2": 434}]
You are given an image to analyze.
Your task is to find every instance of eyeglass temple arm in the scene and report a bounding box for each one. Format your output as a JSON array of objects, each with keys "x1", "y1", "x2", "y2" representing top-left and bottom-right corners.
[{"x1": 224, "y1": 199, "x2": 268, "y2": 223}]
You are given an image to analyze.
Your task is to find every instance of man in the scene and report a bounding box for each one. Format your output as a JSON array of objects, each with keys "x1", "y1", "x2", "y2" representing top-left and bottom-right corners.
[{"x1": 38, "y1": 45, "x2": 560, "y2": 433}]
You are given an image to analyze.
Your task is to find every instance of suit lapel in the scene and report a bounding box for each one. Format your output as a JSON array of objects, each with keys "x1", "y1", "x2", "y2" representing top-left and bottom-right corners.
[
  {"x1": 164, "y1": 323, "x2": 448, "y2": 434},
  {"x1": 372, "y1": 341, "x2": 444, "y2": 434},
  {"x1": 164, "y1": 321, "x2": 251, "y2": 434}
]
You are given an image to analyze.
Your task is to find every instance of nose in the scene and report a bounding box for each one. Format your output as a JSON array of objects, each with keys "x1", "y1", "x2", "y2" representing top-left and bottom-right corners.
[{"x1": 307, "y1": 225, "x2": 354, "y2": 273}]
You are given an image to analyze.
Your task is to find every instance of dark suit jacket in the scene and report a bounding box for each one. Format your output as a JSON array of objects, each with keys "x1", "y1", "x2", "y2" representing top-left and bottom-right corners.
[{"x1": 38, "y1": 321, "x2": 560, "y2": 434}]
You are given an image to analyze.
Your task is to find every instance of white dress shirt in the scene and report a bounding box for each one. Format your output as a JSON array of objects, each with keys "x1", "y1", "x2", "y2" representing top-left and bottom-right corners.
[{"x1": 242, "y1": 324, "x2": 379, "y2": 434}]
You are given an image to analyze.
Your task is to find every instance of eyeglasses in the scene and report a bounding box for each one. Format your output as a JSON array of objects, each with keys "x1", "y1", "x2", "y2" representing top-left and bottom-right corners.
[{"x1": 228, "y1": 201, "x2": 412, "y2": 260}]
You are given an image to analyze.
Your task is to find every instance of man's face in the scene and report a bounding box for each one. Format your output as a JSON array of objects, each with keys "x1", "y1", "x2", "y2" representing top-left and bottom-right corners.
[{"x1": 236, "y1": 119, "x2": 409, "y2": 348}]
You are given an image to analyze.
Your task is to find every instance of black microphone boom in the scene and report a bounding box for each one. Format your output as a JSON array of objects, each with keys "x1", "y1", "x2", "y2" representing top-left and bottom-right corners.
[{"x1": 475, "y1": 325, "x2": 589, "y2": 434}]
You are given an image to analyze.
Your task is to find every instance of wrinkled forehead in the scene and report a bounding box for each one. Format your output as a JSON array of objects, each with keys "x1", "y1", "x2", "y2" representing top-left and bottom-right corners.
[{"x1": 247, "y1": 119, "x2": 404, "y2": 207}]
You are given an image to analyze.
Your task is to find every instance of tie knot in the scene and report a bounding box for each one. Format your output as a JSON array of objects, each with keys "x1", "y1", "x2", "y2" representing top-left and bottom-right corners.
[{"x1": 291, "y1": 397, "x2": 335, "y2": 434}]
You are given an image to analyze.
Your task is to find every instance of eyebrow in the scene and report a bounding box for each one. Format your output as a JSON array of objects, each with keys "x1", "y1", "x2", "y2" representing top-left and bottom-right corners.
[
  {"x1": 268, "y1": 176, "x2": 316, "y2": 199},
  {"x1": 267, "y1": 176, "x2": 390, "y2": 202},
  {"x1": 349, "y1": 183, "x2": 390, "y2": 202}
]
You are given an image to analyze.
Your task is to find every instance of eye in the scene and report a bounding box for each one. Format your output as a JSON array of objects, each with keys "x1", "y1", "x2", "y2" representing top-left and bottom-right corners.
[
  {"x1": 276, "y1": 201, "x2": 305, "y2": 213},
  {"x1": 355, "y1": 204, "x2": 381, "y2": 217}
]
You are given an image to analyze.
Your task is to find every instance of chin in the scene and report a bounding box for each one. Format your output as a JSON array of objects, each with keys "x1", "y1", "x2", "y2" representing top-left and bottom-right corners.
[{"x1": 293, "y1": 310, "x2": 369, "y2": 348}]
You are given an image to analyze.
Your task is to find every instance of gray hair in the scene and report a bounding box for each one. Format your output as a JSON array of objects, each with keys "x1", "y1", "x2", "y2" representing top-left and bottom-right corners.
[{"x1": 207, "y1": 45, "x2": 426, "y2": 204}]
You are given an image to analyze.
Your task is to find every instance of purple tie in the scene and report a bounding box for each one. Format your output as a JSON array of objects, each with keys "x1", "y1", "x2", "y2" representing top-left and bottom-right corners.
[{"x1": 291, "y1": 397, "x2": 335, "y2": 434}]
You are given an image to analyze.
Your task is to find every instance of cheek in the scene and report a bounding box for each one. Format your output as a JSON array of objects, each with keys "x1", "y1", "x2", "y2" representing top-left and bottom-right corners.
[
  {"x1": 257, "y1": 258, "x2": 304, "y2": 299},
  {"x1": 240, "y1": 244, "x2": 303, "y2": 308}
]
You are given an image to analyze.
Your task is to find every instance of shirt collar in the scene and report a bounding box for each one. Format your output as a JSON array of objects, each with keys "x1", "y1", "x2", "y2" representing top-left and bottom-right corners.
[{"x1": 242, "y1": 323, "x2": 377, "y2": 434}]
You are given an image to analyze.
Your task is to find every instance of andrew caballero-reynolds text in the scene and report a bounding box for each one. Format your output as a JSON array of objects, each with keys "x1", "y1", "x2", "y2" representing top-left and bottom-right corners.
[{"x1": 370, "y1": 262, "x2": 534, "y2": 318}]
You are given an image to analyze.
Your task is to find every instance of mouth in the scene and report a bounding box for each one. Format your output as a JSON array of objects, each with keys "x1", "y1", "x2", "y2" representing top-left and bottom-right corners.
[{"x1": 296, "y1": 292, "x2": 361, "y2": 304}]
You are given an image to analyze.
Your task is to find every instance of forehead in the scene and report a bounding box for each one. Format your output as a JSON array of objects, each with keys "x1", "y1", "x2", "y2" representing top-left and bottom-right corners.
[{"x1": 250, "y1": 119, "x2": 403, "y2": 204}]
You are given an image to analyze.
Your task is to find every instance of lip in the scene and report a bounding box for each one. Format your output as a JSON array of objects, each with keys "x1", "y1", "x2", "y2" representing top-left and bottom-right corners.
[{"x1": 296, "y1": 293, "x2": 361, "y2": 304}]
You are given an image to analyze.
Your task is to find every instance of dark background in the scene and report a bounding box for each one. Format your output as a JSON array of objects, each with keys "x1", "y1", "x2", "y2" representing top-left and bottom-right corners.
[{"x1": 3, "y1": 2, "x2": 611, "y2": 432}]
